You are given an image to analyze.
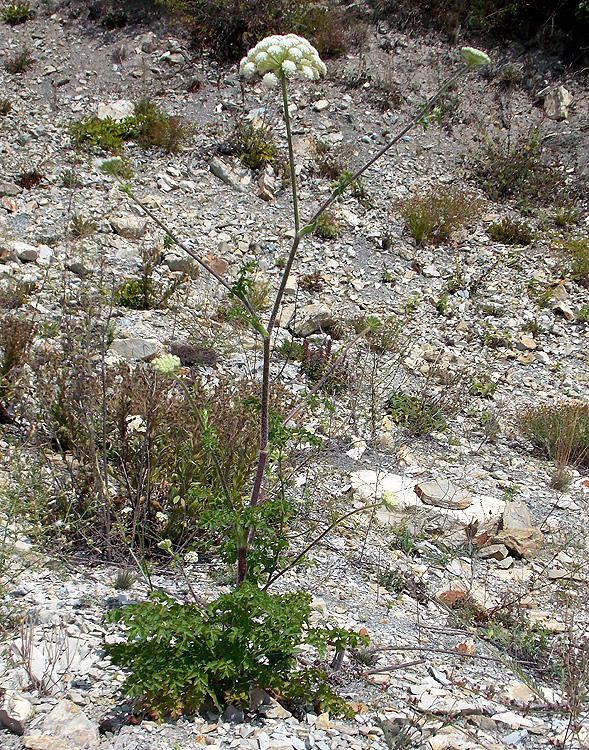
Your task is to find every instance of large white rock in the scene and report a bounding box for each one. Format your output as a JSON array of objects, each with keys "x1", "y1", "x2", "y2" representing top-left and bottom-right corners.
[
  {"x1": 0, "y1": 690, "x2": 34, "y2": 735},
  {"x1": 96, "y1": 99, "x2": 134, "y2": 121}
]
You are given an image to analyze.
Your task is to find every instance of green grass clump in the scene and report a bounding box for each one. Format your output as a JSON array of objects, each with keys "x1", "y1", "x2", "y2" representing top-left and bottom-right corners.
[
  {"x1": 566, "y1": 237, "x2": 589, "y2": 286},
  {"x1": 70, "y1": 100, "x2": 188, "y2": 153},
  {"x1": 517, "y1": 399, "x2": 589, "y2": 467},
  {"x1": 0, "y1": 99, "x2": 12, "y2": 115},
  {"x1": 489, "y1": 217, "x2": 534, "y2": 245},
  {"x1": 400, "y1": 185, "x2": 482, "y2": 245},
  {"x1": 2, "y1": 1, "x2": 32, "y2": 25}
]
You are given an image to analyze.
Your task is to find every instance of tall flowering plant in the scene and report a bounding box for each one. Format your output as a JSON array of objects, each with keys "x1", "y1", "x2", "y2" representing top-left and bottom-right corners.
[{"x1": 105, "y1": 38, "x2": 490, "y2": 585}]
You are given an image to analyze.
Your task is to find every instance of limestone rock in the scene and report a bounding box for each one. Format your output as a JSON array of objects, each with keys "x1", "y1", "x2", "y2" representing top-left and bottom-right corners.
[
  {"x1": 502, "y1": 501, "x2": 532, "y2": 530},
  {"x1": 23, "y1": 736, "x2": 74, "y2": 750},
  {"x1": 289, "y1": 303, "x2": 334, "y2": 336},
  {"x1": 209, "y1": 157, "x2": 250, "y2": 192},
  {"x1": 493, "y1": 528, "x2": 543, "y2": 559},
  {"x1": 0, "y1": 690, "x2": 34, "y2": 735},
  {"x1": 39, "y1": 699, "x2": 99, "y2": 749},
  {"x1": 479, "y1": 543, "x2": 510, "y2": 561},
  {"x1": 108, "y1": 338, "x2": 164, "y2": 361},
  {"x1": 96, "y1": 99, "x2": 134, "y2": 121},
  {"x1": 414, "y1": 479, "x2": 472, "y2": 510},
  {"x1": 540, "y1": 85, "x2": 572, "y2": 121},
  {"x1": 110, "y1": 215, "x2": 147, "y2": 239}
]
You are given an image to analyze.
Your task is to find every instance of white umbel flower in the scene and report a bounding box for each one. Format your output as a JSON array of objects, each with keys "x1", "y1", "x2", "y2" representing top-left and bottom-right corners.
[{"x1": 239, "y1": 34, "x2": 326, "y2": 83}]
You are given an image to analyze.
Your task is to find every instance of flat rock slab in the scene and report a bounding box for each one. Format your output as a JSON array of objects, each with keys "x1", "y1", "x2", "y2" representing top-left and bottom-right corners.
[
  {"x1": 289, "y1": 303, "x2": 334, "y2": 337},
  {"x1": 109, "y1": 338, "x2": 164, "y2": 361},
  {"x1": 502, "y1": 500, "x2": 533, "y2": 530},
  {"x1": 415, "y1": 479, "x2": 472, "y2": 510},
  {"x1": 351, "y1": 471, "x2": 505, "y2": 530},
  {"x1": 96, "y1": 99, "x2": 134, "y2": 121}
]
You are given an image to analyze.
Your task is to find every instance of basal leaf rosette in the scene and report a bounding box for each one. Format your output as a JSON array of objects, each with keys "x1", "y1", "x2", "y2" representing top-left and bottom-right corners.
[{"x1": 240, "y1": 34, "x2": 327, "y2": 89}]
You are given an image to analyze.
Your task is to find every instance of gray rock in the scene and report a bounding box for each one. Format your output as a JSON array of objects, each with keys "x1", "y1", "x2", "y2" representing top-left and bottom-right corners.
[
  {"x1": 221, "y1": 705, "x2": 244, "y2": 723},
  {"x1": 502, "y1": 501, "x2": 533, "y2": 530},
  {"x1": 209, "y1": 157, "x2": 250, "y2": 192},
  {"x1": 0, "y1": 690, "x2": 35, "y2": 735},
  {"x1": 540, "y1": 85, "x2": 572, "y2": 121},
  {"x1": 414, "y1": 479, "x2": 472, "y2": 510},
  {"x1": 136, "y1": 31, "x2": 157, "y2": 54},
  {"x1": 108, "y1": 338, "x2": 164, "y2": 361},
  {"x1": 290, "y1": 303, "x2": 334, "y2": 337},
  {"x1": 0, "y1": 181, "x2": 22, "y2": 197},
  {"x1": 38, "y1": 699, "x2": 99, "y2": 748},
  {"x1": 110, "y1": 215, "x2": 148, "y2": 239}
]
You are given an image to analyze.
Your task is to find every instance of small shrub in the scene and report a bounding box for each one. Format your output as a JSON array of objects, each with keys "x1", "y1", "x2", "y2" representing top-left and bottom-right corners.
[
  {"x1": 60, "y1": 170, "x2": 81, "y2": 189},
  {"x1": 471, "y1": 373, "x2": 497, "y2": 398},
  {"x1": 101, "y1": 11, "x2": 128, "y2": 29},
  {"x1": 566, "y1": 237, "x2": 589, "y2": 286},
  {"x1": 300, "y1": 338, "x2": 351, "y2": 394},
  {"x1": 230, "y1": 121, "x2": 278, "y2": 171},
  {"x1": 351, "y1": 315, "x2": 404, "y2": 354},
  {"x1": 16, "y1": 170, "x2": 43, "y2": 190},
  {"x1": 385, "y1": 390, "x2": 447, "y2": 435},
  {"x1": 116, "y1": 246, "x2": 188, "y2": 310},
  {"x1": 0, "y1": 99, "x2": 11, "y2": 115},
  {"x1": 70, "y1": 101, "x2": 187, "y2": 153},
  {"x1": 579, "y1": 303, "x2": 589, "y2": 323},
  {"x1": 314, "y1": 212, "x2": 340, "y2": 239},
  {"x1": 489, "y1": 217, "x2": 534, "y2": 245},
  {"x1": 156, "y1": 0, "x2": 354, "y2": 61},
  {"x1": 106, "y1": 584, "x2": 365, "y2": 718},
  {"x1": 133, "y1": 99, "x2": 188, "y2": 153},
  {"x1": 400, "y1": 185, "x2": 482, "y2": 245},
  {"x1": 2, "y1": 1, "x2": 32, "y2": 25},
  {"x1": 5, "y1": 47, "x2": 35, "y2": 74},
  {"x1": 472, "y1": 132, "x2": 563, "y2": 205},
  {"x1": 0, "y1": 314, "x2": 36, "y2": 422},
  {"x1": 517, "y1": 399, "x2": 589, "y2": 468},
  {"x1": 312, "y1": 140, "x2": 350, "y2": 181}
]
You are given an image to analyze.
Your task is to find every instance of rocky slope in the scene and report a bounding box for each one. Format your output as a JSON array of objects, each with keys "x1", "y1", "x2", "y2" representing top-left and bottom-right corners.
[{"x1": 1, "y1": 2, "x2": 588, "y2": 749}]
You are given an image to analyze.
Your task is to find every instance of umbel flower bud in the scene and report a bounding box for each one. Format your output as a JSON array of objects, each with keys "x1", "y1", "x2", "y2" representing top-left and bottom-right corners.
[
  {"x1": 240, "y1": 34, "x2": 327, "y2": 83},
  {"x1": 152, "y1": 354, "x2": 181, "y2": 375},
  {"x1": 461, "y1": 46, "x2": 491, "y2": 68}
]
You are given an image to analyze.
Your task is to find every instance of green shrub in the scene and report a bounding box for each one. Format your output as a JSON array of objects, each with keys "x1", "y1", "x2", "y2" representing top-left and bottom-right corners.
[
  {"x1": 70, "y1": 100, "x2": 188, "y2": 153},
  {"x1": 0, "y1": 99, "x2": 12, "y2": 115},
  {"x1": 314, "y1": 212, "x2": 340, "y2": 239},
  {"x1": 229, "y1": 122, "x2": 278, "y2": 171},
  {"x1": 385, "y1": 389, "x2": 447, "y2": 435},
  {"x1": 106, "y1": 584, "x2": 365, "y2": 718},
  {"x1": 68, "y1": 214, "x2": 97, "y2": 239},
  {"x1": 2, "y1": 1, "x2": 32, "y2": 25},
  {"x1": 566, "y1": 237, "x2": 589, "y2": 286},
  {"x1": 489, "y1": 217, "x2": 534, "y2": 245},
  {"x1": 100, "y1": 11, "x2": 128, "y2": 29},
  {"x1": 517, "y1": 399, "x2": 589, "y2": 468},
  {"x1": 366, "y1": 0, "x2": 588, "y2": 60},
  {"x1": 400, "y1": 185, "x2": 482, "y2": 245}
]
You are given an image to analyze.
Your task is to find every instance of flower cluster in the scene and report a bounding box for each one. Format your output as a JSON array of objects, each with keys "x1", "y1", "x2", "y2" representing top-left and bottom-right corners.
[
  {"x1": 152, "y1": 354, "x2": 181, "y2": 375},
  {"x1": 240, "y1": 34, "x2": 327, "y2": 89}
]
